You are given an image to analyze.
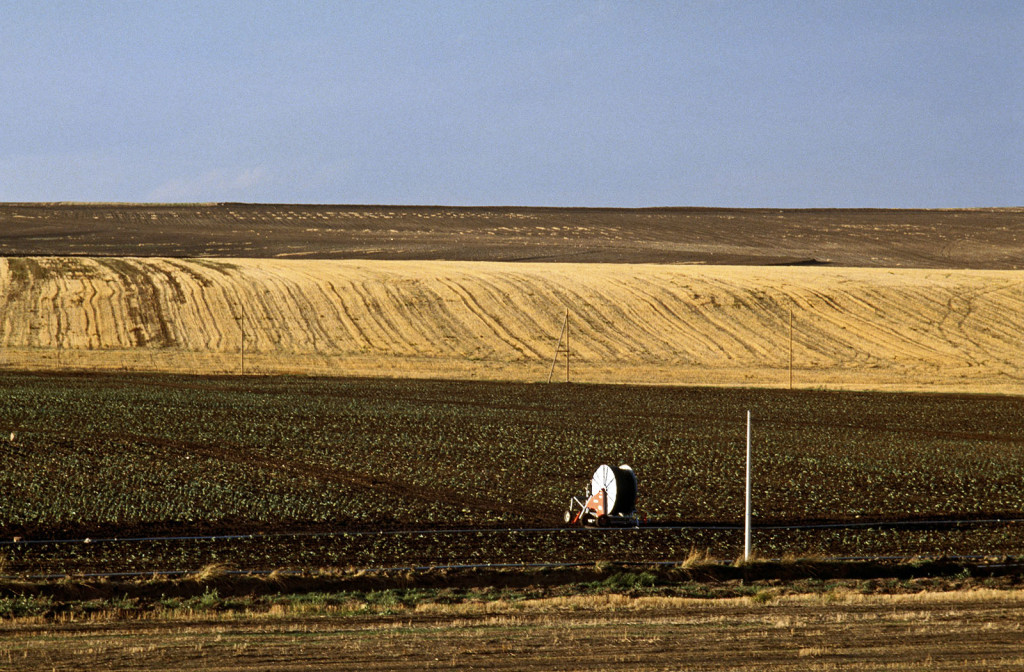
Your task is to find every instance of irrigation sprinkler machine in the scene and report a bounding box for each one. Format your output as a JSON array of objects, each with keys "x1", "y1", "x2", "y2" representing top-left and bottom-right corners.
[{"x1": 564, "y1": 464, "x2": 642, "y2": 527}]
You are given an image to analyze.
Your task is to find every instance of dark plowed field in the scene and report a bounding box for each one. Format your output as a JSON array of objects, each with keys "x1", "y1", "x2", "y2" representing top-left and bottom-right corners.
[
  {"x1": 2, "y1": 203, "x2": 1022, "y2": 267},
  {"x1": 1, "y1": 372, "x2": 1022, "y2": 575}
]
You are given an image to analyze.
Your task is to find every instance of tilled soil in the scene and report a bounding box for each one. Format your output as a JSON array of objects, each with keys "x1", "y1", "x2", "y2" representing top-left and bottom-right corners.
[
  {"x1": 2, "y1": 203, "x2": 1022, "y2": 268},
  {"x1": 7, "y1": 523, "x2": 1024, "y2": 577}
]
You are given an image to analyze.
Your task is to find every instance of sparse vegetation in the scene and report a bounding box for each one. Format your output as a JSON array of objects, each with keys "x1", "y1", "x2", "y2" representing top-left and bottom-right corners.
[
  {"x1": 0, "y1": 372, "x2": 1022, "y2": 576},
  {"x1": 2, "y1": 568, "x2": 1023, "y2": 671},
  {"x1": 3, "y1": 558, "x2": 1023, "y2": 621}
]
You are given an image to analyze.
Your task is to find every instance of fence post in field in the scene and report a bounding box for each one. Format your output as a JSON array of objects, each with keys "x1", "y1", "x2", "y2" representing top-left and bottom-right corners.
[
  {"x1": 233, "y1": 309, "x2": 245, "y2": 375},
  {"x1": 548, "y1": 308, "x2": 570, "y2": 383}
]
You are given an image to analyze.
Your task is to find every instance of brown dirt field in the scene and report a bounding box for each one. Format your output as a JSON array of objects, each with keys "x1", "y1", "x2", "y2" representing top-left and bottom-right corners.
[
  {"x1": 1, "y1": 203, "x2": 1023, "y2": 268},
  {"x1": 3, "y1": 590, "x2": 1024, "y2": 671},
  {"x1": 0, "y1": 257, "x2": 1021, "y2": 393}
]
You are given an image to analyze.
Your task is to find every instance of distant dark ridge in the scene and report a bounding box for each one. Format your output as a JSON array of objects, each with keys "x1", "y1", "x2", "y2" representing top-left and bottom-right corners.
[{"x1": 0, "y1": 203, "x2": 1021, "y2": 268}]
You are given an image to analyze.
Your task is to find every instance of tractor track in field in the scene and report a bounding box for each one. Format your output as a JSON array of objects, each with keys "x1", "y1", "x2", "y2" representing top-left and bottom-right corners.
[{"x1": 6, "y1": 522, "x2": 1024, "y2": 584}]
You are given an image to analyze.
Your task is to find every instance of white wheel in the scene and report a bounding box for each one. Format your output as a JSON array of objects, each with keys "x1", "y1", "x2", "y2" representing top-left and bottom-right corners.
[{"x1": 591, "y1": 464, "x2": 638, "y2": 515}]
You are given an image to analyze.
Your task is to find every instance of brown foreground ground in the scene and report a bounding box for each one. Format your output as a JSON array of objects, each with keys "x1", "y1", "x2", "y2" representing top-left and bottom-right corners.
[
  {"x1": 3, "y1": 561, "x2": 1024, "y2": 670},
  {"x1": 3, "y1": 590, "x2": 1024, "y2": 671}
]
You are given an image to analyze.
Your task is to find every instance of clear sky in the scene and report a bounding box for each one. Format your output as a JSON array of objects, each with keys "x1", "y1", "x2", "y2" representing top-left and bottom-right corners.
[{"x1": 1, "y1": 0, "x2": 1020, "y2": 207}]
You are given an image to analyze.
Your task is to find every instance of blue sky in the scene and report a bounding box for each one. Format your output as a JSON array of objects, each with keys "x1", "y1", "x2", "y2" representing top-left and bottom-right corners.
[{"x1": 1, "y1": 1, "x2": 1020, "y2": 206}]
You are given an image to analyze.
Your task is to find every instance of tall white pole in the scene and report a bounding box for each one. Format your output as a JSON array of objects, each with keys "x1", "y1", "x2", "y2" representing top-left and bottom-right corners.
[{"x1": 744, "y1": 410, "x2": 752, "y2": 561}]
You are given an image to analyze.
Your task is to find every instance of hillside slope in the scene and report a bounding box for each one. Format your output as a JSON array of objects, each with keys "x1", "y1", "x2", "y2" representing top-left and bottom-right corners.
[{"x1": 0, "y1": 257, "x2": 1020, "y2": 393}]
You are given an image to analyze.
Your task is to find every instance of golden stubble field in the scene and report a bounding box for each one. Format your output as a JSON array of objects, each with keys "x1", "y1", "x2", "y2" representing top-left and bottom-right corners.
[
  {"x1": 4, "y1": 590, "x2": 1024, "y2": 671},
  {"x1": 0, "y1": 256, "x2": 1021, "y2": 394}
]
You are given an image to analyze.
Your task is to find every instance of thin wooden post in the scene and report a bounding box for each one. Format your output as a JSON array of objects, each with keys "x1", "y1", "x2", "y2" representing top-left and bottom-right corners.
[
  {"x1": 547, "y1": 309, "x2": 570, "y2": 383},
  {"x1": 238, "y1": 311, "x2": 245, "y2": 375}
]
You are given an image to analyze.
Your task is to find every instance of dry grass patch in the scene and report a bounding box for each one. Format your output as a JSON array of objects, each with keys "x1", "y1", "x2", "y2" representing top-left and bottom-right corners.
[{"x1": 679, "y1": 547, "x2": 717, "y2": 569}]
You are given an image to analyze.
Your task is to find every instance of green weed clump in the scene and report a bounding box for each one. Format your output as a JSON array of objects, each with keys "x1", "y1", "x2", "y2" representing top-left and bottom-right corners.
[
  {"x1": 0, "y1": 594, "x2": 53, "y2": 619},
  {"x1": 196, "y1": 587, "x2": 220, "y2": 610},
  {"x1": 591, "y1": 571, "x2": 658, "y2": 593}
]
